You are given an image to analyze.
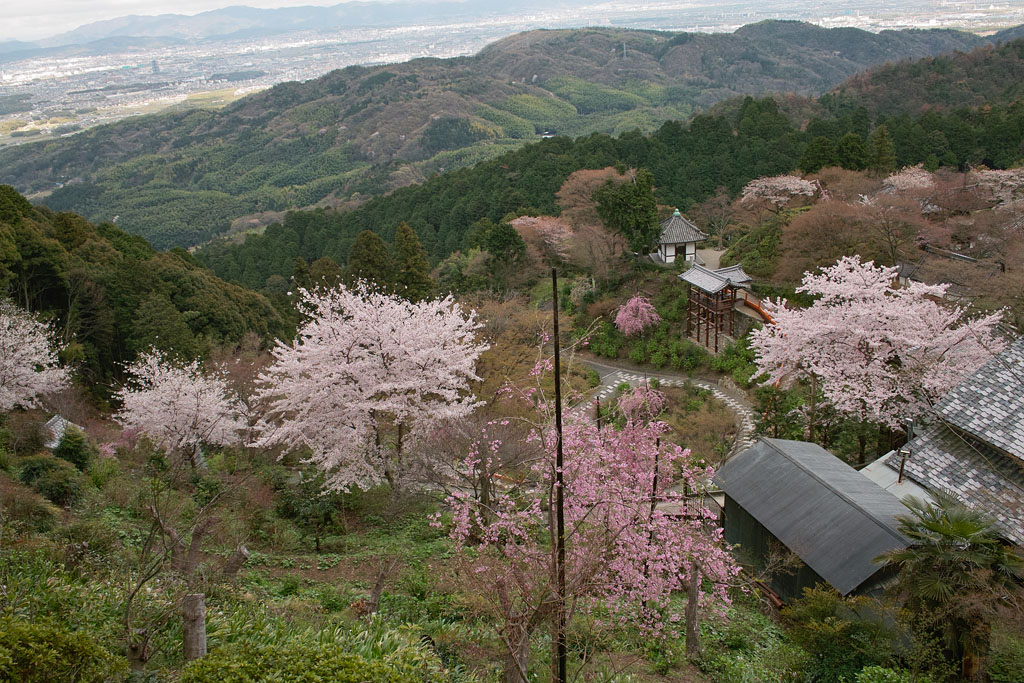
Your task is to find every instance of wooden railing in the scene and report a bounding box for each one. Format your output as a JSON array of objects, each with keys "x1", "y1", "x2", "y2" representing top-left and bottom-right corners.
[{"x1": 739, "y1": 290, "x2": 773, "y2": 324}]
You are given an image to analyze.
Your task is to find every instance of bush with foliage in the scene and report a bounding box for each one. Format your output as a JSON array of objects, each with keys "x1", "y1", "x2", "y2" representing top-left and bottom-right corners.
[
  {"x1": 988, "y1": 627, "x2": 1024, "y2": 683},
  {"x1": 782, "y1": 586, "x2": 901, "y2": 683},
  {"x1": 31, "y1": 466, "x2": 82, "y2": 507},
  {"x1": 53, "y1": 427, "x2": 97, "y2": 471},
  {"x1": 699, "y1": 597, "x2": 810, "y2": 682},
  {"x1": 17, "y1": 455, "x2": 63, "y2": 486},
  {"x1": 182, "y1": 631, "x2": 449, "y2": 683},
  {"x1": 0, "y1": 619, "x2": 129, "y2": 683}
]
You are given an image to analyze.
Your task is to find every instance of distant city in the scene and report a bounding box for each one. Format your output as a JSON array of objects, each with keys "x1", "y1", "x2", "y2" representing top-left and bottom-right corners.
[{"x1": 2, "y1": 0, "x2": 1023, "y2": 147}]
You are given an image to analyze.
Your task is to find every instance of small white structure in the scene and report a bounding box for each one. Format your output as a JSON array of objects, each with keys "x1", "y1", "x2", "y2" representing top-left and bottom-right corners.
[
  {"x1": 656, "y1": 209, "x2": 707, "y2": 264},
  {"x1": 43, "y1": 415, "x2": 84, "y2": 450}
]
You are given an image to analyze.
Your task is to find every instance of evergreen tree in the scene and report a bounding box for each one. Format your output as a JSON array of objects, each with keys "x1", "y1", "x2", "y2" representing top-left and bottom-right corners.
[
  {"x1": 129, "y1": 292, "x2": 202, "y2": 360},
  {"x1": 834, "y1": 132, "x2": 869, "y2": 171},
  {"x1": 309, "y1": 256, "x2": 344, "y2": 291},
  {"x1": 345, "y1": 230, "x2": 393, "y2": 290},
  {"x1": 595, "y1": 169, "x2": 659, "y2": 254},
  {"x1": 484, "y1": 221, "x2": 526, "y2": 290},
  {"x1": 53, "y1": 427, "x2": 96, "y2": 471},
  {"x1": 869, "y1": 125, "x2": 897, "y2": 176},
  {"x1": 800, "y1": 136, "x2": 837, "y2": 174},
  {"x1": 392, "y1": 222, "x2": 434, "y2": 301},
  {"x1": 291, "y1": 257, "x2": 313, "y2": 291}
]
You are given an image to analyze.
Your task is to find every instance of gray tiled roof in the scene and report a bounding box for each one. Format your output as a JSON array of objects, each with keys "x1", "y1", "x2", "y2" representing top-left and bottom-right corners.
[
  {"x1": 890, "y1": 420, "x2": 1024, "y2": 545},
  {"x1": 679, "y1": 264, "x2": 753, "y2": 294},
  {"x1": 715, "y1": 438, "x2": 909, "y2": 595},
  {"x1": 660, "y1": 209, "x2": 708, "y2": 245},
  {"x1": 935, "y1": 337, "x2": 1024, "y2": 463}
]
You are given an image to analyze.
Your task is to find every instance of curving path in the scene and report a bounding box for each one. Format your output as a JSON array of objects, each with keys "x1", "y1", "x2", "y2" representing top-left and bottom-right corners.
[{"x1": 571, "y1": 356, "x2": 758, "y2": 460}]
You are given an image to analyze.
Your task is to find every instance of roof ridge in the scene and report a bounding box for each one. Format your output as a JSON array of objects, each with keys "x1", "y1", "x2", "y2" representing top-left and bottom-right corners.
[{"x1": 762, "y1": 438, "x2": 908, "y2": 544}]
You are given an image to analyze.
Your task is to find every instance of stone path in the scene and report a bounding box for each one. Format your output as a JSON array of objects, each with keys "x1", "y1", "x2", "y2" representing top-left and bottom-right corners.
[{"x1": 571, "y1": 358, "x2": 758, "y2": 461}]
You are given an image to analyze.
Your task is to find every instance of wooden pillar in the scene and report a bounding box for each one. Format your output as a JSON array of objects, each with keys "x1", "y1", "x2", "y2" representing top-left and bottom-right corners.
[
  {"x1": 713, "y1": 292, "x2": 719, "y2": 354},
  {"x1": 686, "y1": 284, "x2": 692, "y2": 338},
  {"x1": 182, "y1": 594, "x2": 207, "y2": 661}
]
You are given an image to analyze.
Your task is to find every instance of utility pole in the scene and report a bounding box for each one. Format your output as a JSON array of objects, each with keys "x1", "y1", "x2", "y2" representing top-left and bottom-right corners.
[{"x1": 551, "y1": 268, "x2": 567, "y2": 683}]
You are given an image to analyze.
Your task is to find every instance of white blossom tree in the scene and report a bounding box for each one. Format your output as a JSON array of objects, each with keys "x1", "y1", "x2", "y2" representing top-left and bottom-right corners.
[
  {"x1": 0, "y1": 299, "x2": 69, "y2": 412},
  {"x1": 751, "y1": 256, "x2": 1005, "y2": 439},
  {"x1": 115, "y1": 350, "x2": 246, "y2": 469},
  {"x1": 255, "y1": 283, "x2": 489, "y2": 491},
  {"x1": 741, "y1": 174, "x2": 817, "y2": 212}
]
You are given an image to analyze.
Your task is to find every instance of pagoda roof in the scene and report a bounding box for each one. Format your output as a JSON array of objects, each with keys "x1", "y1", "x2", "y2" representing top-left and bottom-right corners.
[
  {"x1": 679, "y1": 264, "x2": 752, "y2": 293},
  {"x1": 659, "y1": 209, "x2": 707, "y2": 245}
]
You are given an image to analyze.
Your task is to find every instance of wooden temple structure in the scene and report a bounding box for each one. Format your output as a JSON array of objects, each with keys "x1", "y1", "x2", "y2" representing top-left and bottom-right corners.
[{"x1": 680, "y1": 264, "x2": 754, "y2": 353}]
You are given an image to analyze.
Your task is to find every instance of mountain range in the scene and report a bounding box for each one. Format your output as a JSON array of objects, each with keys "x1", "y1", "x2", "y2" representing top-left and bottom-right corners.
[{"x1": 0, "y1": 20, "x2": 1017, "y2": 248}]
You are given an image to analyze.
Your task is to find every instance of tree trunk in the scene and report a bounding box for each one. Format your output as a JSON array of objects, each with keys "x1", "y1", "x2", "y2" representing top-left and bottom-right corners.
[
  {"x1": 503, "y1": 628, "x2": 531, "y2": 683},
  {"x1": 685, "y1": 561, "x2": 702, "y2": 660},
  {"x1": 126, "y1": 635, "x2": 149, "y2": 672},
  {"x1": 182, "y1": 593, "x2": 207, "y2": 662}
]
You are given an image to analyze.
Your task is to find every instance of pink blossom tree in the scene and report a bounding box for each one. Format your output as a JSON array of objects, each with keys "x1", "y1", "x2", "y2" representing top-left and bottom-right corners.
[
  {"x1": 444, "y1": 411, "x2": 737, "y2": 681},
  {"x1": 614, "y1": 295, "x2": 661, "y2": 337},
  {"x1": 0, "y1": 299, "x2": 69, "y2": 412},
  {"x1": 255, "y1": 283, "x2": 489, "y2": 491},
  {"x1": 751, "y1": 256, "x2": 1005, "y2": 445},
  {"x1": 115, "y1": 350, "x2": 246, "y2": 469}
]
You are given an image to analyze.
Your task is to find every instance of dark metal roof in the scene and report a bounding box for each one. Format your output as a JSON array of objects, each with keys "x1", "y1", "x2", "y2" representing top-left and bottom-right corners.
[
  {"x1": 679, "y1": 264, "x2": 753, "y2": 294},
  {"x1": 714, "y1": 438, "x2": 909, "y2": 595},
  {"x1": 660, "y1": 209, "x2": 707, "y2": 245},
  {"x1": 935, "y1": 336, "x2": 1024, "y2": 463}
]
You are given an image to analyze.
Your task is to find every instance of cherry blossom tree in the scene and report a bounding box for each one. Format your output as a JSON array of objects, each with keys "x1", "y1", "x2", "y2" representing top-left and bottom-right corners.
[
  {"x1": 751, "y1": 256, "x2": 1005, "y2": 439},
  {"x1": 740, "y1": 174, "x2": 817, "y2": 212},
  {"x1": 883, "y1": 164, "x2": 935, "y2": 195},
  {"x1": 614, "y1": 295, "x2": 661, "y2": 337},
  {"x1": 0, "y1": 299, "x2": 69, "y2": 412},
  {"x1": 115, "y1": 350, "x2": 246, "y2": 469},
  {"x1": 255, "y1": 283, "x2": 488, "y2": 491},
  {"x1": 443, "y1": 416, "x2": 737, "y2": 681}
]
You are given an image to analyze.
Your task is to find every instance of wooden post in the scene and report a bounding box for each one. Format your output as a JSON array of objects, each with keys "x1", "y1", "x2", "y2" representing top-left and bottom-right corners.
[
  {"x1": 550, "y1": 268, "x2": 567, "y2": 683},
  {"x1": 595, "y1": 398, "x2": 602, "y2": 431},
  {"x1": 182, "y1": 594, "x2": 207, "y2": 661}
]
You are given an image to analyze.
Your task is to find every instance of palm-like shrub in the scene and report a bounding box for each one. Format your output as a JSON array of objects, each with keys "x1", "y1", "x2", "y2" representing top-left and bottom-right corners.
[{"x1": 880, "y1": 494, "x2": 1024, "y2": 679}]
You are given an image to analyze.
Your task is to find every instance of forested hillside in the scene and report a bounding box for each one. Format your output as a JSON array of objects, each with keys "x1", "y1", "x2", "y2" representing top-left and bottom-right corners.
[
  {"x1": 0, "y1": 186, "x2": 284, "y2": 390},
  {"x1": 827, "y1": 37, "x2": 1024, "y2": 118},
  {"x1": 0, "y1": 21, "x2": 989, "y2": 248},
  {"x1": 198, "y1": 87, "x2": 1024, "y2": 294}
]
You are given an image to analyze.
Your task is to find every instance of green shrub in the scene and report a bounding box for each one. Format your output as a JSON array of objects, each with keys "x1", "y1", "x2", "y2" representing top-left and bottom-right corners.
[
  {"x1": 181, "y1": 640, "x2": 444, "y2": 683},
  {"x1": 588, "y1": 320, "x2": 624, "y2": 358},
  {"x1": 988, "y1": 628, "x2": 1024, "y2": 683},
  {"x1": 18, "y1": 455, "x2": 64, "y2": 486},
  {"x1": 86, "y1": 457, "x2": 121, "y2": 489},
  {"x1": 0, "y1": 476, "x2": 57, "y2": 532},
  {"x1": 53, "y1": 427, "x2": 96, "y2": 471},
  {"x1": 0, "y1": 618, "x2": 129, "y2": 682},
  {"x1": 32, "y1": 468, "x2": 82, "y2": 506},
  {"x1": 782, "y1": 586, "x2": 900, "y2": 683},
  {"x1": 854, "y1": 666, "x2": 919, "y2": 682}
]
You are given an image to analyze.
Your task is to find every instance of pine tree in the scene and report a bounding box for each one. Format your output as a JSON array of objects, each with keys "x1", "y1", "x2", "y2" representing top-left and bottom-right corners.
[
  {"x1": 868, "y1": 125, "x2": 896, "y2": 177},
  {"x1": 392, "y1": 222, "x2": 433, "y2": 301},
  {"x1": 345, "y1": 230, "x2": 393, "y2": 290},
  {"x1": 835, "y1": 132, "x2": 869, "y2": 171}
]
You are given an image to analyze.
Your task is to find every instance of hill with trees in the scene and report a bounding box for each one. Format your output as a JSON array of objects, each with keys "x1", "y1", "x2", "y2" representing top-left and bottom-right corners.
[
  {"x1": 0, "y1": 185, "x2": 285, "y2": 391},
  {"x1": 826, "y1": 37, "x2": 1024, "y2": 119},
  {"x1": 0, "y1": 21, "x2": 990, "y2": 248}
]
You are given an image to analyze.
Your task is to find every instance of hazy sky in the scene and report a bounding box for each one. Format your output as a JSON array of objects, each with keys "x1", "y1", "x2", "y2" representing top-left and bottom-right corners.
[{"x1": 4, "y1": 0, "x2": 406, "y2": 41}]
